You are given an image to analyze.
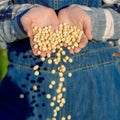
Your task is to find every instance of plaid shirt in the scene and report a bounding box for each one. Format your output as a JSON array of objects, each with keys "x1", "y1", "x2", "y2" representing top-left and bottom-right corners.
[{"x1": 0, "y1": 0, "x2": 120, "y2": 49}]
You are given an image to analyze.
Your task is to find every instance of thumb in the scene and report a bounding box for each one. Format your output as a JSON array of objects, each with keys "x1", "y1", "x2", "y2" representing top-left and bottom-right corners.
[
  {"x1": 20, "y1": 17, "x2": 33, "y2": 37},
  {"x1": 83, "y1": 20, "x2": 92, "y2": 40}
]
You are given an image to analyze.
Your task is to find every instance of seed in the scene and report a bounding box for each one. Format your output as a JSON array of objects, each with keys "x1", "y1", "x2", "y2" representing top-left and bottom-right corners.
[
  {"x1": 68, "y1": 72, "x2": 72, "y2": 77},
  {"x1": 61, "y1": 117, "x2": 66, "y2": 120},
  {"x1": 56, "y1": 106, "x2": 60, "y2": 111},
  {"x1": 67, "y1": 115, "x2": 72, "y2": 120},
  {"x1": 33, "y1": 65, "x2": 39, "y2": 70},
  {"x1": 56, "y1": 88, "x2": 61, "y2": 93},
  {"x1": 49, "y1": 84, "x2": 53, "y2": 89},
  {"x1": 62, "y1": 87, "x2": 66, "y2": 92},
  {"x1": 33, "y1": 44, "x2": 38, "y2": 49},
  {"x1": 34, "y1": 70, "x2": 39, "y2": 76},
  {"x1": 33, "y1": 85, "x2": 38, "y2": 91},
  {"x1": 61, "y1": 98, "x2": 66, "y2": 104},
  {"x1": 19, "y1": 94, "x2": 24, "y2": 99},
  {"x1": 48, "y1": 59, "x2": 52, "y2": 64},
  {"x1": 52, "y1": 96, "x2": 57, "y2": 101},
  {"x1": 59, "y1": 72, "x2": 64, "y2": 77},
  {"x1": 41, "y1": 57, "x2": 45, "y2": 61},
  {"x1": 50, "y1": 102, "x2": 55, "y2": 107},
  {"x1": 57, "y1": 93, "x2": 63, "y2": 99},
  {"x1": 46, "y1": 94, "x2": 51, "y2": 99},
  {"x1": 52, "y1": 118, "x2": 56, "y2": 120},
  {"x1": 68, "y1": 58, "x2": 73, "y2": 63},
  {"x1": 51, "y1": 69, "x2": 56, "y2": 74},
  {"x1": 51, "y1": 80, "x2": 56, "y2": 85},
  {"x1": 59, "y1": 77, "x2": 65, "y2": 82}
]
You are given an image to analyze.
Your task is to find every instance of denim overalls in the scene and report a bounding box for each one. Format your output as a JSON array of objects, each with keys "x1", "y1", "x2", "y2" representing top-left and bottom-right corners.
[{"x1": 0, "y1": 0, "x2": 120, "y2": 120}]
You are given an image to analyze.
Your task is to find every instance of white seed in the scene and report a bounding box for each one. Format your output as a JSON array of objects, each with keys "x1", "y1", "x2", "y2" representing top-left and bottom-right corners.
[
  {"x1": 62, "y1": 87, "x2": 66, "y2": 92},
  {"x1": 41, "y1": 57, "x2": 45, "y2": 61},
  {"x1": 51, "y1": 69, "x2": 56, "y2": 74},
  {"x1": 51, "y1": 80, "x2": 56, "y2": 85},
  {"x1": 68, "y1": 58, "x2": 73, "y2": 63},
  {"x1": 19, "y1": 94, "x2": 24, "y2": 99},
  {"x1": 59, "y1": 77, "x2": 65, "y2": 82},
  {"x1": 59, "y1": 72, "x2": 64, "y2": 77},
  {"x1": 33, "y1": 65, "x2": 39, "y2": 70},
  {"x1": 34, "y1": 70, "x2": 39, "y2": 76},
  {"x1": 67, "y1": 115, "x2": 72, "y2": 120},
  {"x1": 68, "y1": 72, "x2": 72, "y2": 77},
  {"x1": 48, "y1": 59, "x2": 52, "y2": 64},
  {"x1": 33, "y1": 85, "x2": 38, "y2": 91},
  {"x1": 52, "y1": 96, "x2": 57, "y2": 101},
  {"x1": 50, "y1": 102, "x2": 55, "y2": 107},
  {"x1": 46, "y1": 94, "x2": 51, "y2": 99},
  {"x1": 49, "y1": 84, "x2": 53, "y2": 89},
  {"x1": 61, "y1": 117, "x2": 66, "y2": 120}
]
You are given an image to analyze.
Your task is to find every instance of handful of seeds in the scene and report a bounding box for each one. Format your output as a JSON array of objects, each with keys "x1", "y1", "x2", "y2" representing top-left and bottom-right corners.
[
  {"x1": 32, "y1": 23, "x2": 83, "y2": 57},
  {"x1": 32, "y1": 23, "x2": 83, "y2": 120}
]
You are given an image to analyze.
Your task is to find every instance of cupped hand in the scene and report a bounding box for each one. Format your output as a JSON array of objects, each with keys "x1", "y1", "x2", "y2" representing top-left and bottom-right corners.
[
  {"x1": 58, "y1": 5, "x2": 92, "y2": 53},
  {"x1": 20, "y1": 5, "x2": 59, "y2": 57}
]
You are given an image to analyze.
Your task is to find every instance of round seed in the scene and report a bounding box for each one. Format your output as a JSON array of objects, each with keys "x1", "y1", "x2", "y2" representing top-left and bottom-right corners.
[
  {"x1": 19, "y1": 94, "x2": 24, "y2": 99},
  {"x1": 49, "y1": 84, "x2": 53, "y2": 89},
  {"x1": 61, "y1": 117, "x2": 66, "y2": 120},
  {"x1": 59, "y1": 77, "x2": 65, "y2": 82},
  {"x1": 41, "y1": 57, "x2": 45, "y2": 61},
  {"x1": 48, "y1": 59, "x2": 52, "y2": 64},
  {"x1": 50, "y1": 102, "x2": 55, "y2": 107},
  {"x1": 51, "y1": 69, "x2": 56, "y2": 74},
  {"x1": 34, "y1": 70, "x2": 39, "y2": 76},
  {"x1": 51, "y1": 80, "x2": 56, "y2": 85},
  {"x1": 46, "y1": 94, "x2": 51, "y2": 99},
  {"x1": 68, "y1": 72, "x2": 72, "y2": 77},
  {"x1": 33, "y1": 85, "x2": 38, "y2": 91},
  {"x1": 33, "y1": 65, "x2": 39, "y2": 70},
  {"x1": 67, "y1": 115, "x2": 72, "y2": 120}
]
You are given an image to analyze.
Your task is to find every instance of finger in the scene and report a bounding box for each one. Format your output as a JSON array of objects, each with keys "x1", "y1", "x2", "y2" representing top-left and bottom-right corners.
[
  {"x1": 83, "y1": 19, "x2": 92, "y2": 40},
  {"x1": 79, "y1": 35, "x2": 88, "y2": 49},
  {"x1": 74, "y1": 47, "x2": 81, "y2": 53},
  {"x1": 20, "y1": 17, "x2": 33, "y2": 37},
  {"x1": 29, "y1": 37, "x2": 39, "y2": 56}
]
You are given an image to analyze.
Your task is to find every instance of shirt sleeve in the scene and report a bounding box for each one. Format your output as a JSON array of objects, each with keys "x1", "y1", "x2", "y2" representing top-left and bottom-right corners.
[
  {"x1": 0, "y1": 0, "x2": 36, "y2": 49},
  {"x1": 80, "y1": 4, "x2": 120, "y2": 42}
]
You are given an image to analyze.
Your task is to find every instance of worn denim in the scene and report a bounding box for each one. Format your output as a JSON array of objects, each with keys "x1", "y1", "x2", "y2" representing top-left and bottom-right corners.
[
  {"x1": 0, "y1": 39, "x2": 120, "y2": 120},
  {"x1": 0, "y1": 0, "x2": 120, "y2": 120}
]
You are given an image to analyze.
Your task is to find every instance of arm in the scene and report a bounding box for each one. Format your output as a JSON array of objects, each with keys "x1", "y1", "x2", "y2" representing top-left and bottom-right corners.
[
  {"x1": 58, "y1": 3, "x2": 120, "y2": 45},
  {"x1": 0, "y1": 0, "x2": 34, "y2": 49},
  {"x1": 81, "y1": 4, "x2": 120, "y2": 42}
]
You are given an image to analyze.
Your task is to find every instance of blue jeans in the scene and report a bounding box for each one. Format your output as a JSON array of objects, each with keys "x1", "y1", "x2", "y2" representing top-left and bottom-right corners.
[{"x1": 0, "y1": 39, "x2": 120, "y2": 120}]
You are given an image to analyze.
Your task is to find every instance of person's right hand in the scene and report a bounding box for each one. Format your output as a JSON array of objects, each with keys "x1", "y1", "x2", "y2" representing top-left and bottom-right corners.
[{"x1": 20, "y1": 5, "x2": 59, "y2": 57}]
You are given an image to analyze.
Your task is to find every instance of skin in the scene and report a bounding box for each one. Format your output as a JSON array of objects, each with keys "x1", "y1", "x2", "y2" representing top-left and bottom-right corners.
[
  {"x1": 20, "y1": 5, "x2": 92, "y2": 56},
  {"x1": 58, "y1": 5, "x2": 92, "y2": 53},
  {"x1": 20, "y1": 5, "x2": 59, "y2": 56}
]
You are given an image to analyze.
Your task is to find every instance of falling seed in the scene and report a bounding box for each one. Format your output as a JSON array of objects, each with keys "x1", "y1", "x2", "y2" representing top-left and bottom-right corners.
[
  {"x1": 67, "y1": 115, "x2": 72, "y2": 120},
  {"x1": 46, "y1": 94, "x2": 51, "y2": 99},
  {"x1": 68, "y1": 72, "x2": 72, "y2": 77},
  {"x1": 33, "y1": 65, "x2": 39, "y2": 70},
  {"x1": 19, "y1": 94, "x2": 24, "y2": 99},
  {"x1": 33, "y1": 85, "x2": 38, "y2": 91},
  {"x1": 51, "y1": 69, "x2": 56, "y2": 74},
  {"x1": 34, "y1": 70, "x2": 39, "y2": 76}
]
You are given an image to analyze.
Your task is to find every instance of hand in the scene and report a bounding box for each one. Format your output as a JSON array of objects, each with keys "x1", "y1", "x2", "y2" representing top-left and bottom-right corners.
[
  {"x1": 58, "y1": 5, "x2": 92, "y2": 53},
  {"x1": 20, "y1": 5, "x2": 59, "y2": 56}
]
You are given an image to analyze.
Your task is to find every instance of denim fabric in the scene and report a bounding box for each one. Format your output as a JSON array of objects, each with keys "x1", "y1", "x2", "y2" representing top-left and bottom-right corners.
[
  {"x1": 0, "y1": 39, "x2": 120, "y2": 120},
  {"x1": 14, "y1": 0, "x2": 101, "y2": 9}
]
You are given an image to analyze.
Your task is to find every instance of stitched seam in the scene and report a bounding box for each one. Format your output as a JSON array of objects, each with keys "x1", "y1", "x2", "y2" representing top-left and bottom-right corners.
[{"x1": 9, "y1": 59, "x2": 120, "y2": 74}]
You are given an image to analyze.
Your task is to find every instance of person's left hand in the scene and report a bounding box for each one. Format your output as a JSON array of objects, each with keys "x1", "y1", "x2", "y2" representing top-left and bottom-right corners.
[{"x1": 58, "y1": 5, "x2": 92, "y2": 53}]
